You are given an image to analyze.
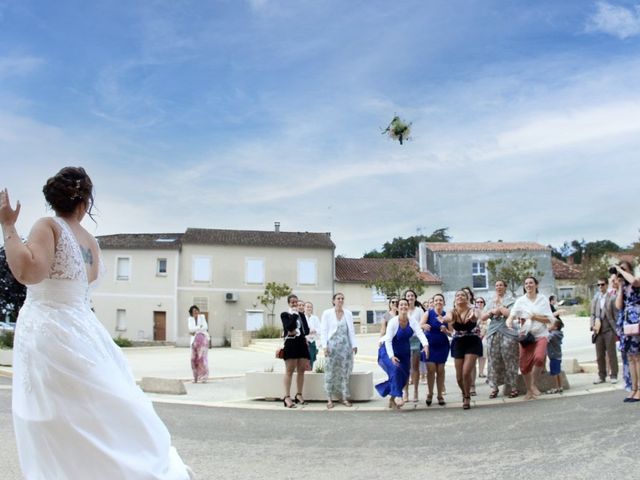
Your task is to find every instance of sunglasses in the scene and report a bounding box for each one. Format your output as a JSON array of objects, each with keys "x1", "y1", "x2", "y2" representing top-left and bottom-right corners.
[
  {"x1": 597, "y1": 283, "x2": 606, "y2": 286},
  {"x1": 390, "y1": 300, "x2": 398, "y2": 304}
]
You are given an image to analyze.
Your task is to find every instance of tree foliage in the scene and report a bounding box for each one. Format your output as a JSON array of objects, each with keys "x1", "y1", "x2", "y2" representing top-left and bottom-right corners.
[
  {"x1": 487, "y1": 254, "x2": 544, "y2": 297},
  {"x1": 0, "y1": 246, "x2": 26, "y2": 322},
  {"x1": 579, "y1": 255, "x2": 610, "y2": 295},
  {"x1": 257, "y1": 282, "x2": 292, "y2": 323},
  {"x1": 363, "y1": 228, "x2": 452, "y2": 258},
  {"x1": 364, "y1": 262, "x2": 425, "y2": 299},
  {"x1": 551, "y1": 239, "x2": 621, "y2": 264}
]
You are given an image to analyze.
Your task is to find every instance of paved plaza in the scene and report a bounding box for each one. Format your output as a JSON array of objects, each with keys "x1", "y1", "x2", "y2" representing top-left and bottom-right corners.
[{"x1": 0, "y1": 315, "x2": 636, "y2": 479}]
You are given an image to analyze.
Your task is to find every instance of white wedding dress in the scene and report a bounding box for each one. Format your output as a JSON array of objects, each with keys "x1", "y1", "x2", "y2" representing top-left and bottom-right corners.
[{"x1": 12, "y1": 217, "x2": 193, "y2": 480}]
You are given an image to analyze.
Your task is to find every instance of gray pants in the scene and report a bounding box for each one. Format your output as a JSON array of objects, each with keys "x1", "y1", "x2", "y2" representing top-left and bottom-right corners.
[{"x1": 595, "y1": 329, "x2": 619, "y2": 380}]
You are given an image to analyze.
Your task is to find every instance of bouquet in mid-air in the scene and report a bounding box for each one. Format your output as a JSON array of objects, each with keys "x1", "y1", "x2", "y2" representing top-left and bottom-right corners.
[{"x1": 382, "y1": 115, "x2": 412, "y2": 145}]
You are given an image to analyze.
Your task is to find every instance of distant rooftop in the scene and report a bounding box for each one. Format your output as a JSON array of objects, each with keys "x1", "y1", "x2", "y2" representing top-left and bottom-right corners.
[
  {"x1": 181, "y1": 228, "x2": 335, "y2": 249},
  {"x1": 551, "y1": 257, "x2": 582, "y2": 280},
  {"x1": 336, "y1": 257, "x2": 441, "y2": 285},
  {"x1": 97, "y1": 233, "x2": 183, "y2": 250},
  {"x1": 424, "y1": 241, "x2": 549, "y2": 253}
]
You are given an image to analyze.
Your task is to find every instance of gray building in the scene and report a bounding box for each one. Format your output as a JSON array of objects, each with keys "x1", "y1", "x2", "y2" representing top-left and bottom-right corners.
[{"x1": 419, "y1": 241, "x2": 555, "y2": 302}]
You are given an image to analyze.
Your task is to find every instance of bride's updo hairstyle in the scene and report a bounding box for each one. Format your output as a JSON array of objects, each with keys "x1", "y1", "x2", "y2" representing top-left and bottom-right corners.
[{"x1": 43, "y1": 167, "x2": 95, "y2": 220}]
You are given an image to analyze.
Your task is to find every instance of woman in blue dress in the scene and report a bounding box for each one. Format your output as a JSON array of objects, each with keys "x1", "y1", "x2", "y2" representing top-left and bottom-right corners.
[
  {"x1": 420, "y1": 293, "x2": 450, "y2": 406},
  {"x1": 376, "y1": 298, "x2": 429, "y2": 409}
]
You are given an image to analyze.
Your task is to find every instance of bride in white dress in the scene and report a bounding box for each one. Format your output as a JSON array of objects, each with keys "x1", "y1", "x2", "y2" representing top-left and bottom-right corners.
[{"x1": 0, "y1": 167, "x2": 194, "y2": 479}]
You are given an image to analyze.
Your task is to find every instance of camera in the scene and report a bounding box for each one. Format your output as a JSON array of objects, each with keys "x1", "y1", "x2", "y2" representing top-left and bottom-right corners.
[{"x1": 608, "y1": 266, "x2": 618, "y2": 275}]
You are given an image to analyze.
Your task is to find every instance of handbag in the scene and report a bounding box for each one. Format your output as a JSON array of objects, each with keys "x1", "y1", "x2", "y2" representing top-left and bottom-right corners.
[
  {"x1": 623, "y1": 323, "x2": 640, "y2": 336},
  {"x1": 519, "y1": 331, "x2": 536, "y2": 346},
  {"x1": 275, "y1": 347, "x2": 285, "y2": 359}
]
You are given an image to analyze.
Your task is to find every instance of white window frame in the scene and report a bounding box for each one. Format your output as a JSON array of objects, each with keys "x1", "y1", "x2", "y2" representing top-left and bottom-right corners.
[
  {"x1": 115, "y1": 256, "x2": 131, "y2": 282},
  {"x1": 472, "y1": 261, "x2": 488, "y2": 290},
  {"x1": 192, "y1": 256, "x2": 212, "y2": 283},
  {"x1": 245, "y1": 258, "x2": 265, "y2": 285},
  {"x1": 116, "y1": 309, "x2": 127, "y2": 331},
  {"x1": 557, "y1": 286, "x2": 575, "y2": 300},
  {"x1": 297, "y1": 259, "x2": 317, "y2": 286},
  {"x1": 156, "y1": 258, "x2": 168, "y2": 276},
  {"x1": 371, "y1": 286, "x2": 387, "y2": 303}
]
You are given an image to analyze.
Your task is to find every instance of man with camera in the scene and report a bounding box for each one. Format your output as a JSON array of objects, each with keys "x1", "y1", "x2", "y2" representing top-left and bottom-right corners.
[{"x1": 591, "y1": 276, "x2": 619, "y2": 384}]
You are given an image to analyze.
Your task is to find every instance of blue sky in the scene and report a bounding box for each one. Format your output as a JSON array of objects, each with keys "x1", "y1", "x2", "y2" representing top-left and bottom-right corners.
[{"x1": 1, "y1": 0, "x2": 639, "y2": 256}]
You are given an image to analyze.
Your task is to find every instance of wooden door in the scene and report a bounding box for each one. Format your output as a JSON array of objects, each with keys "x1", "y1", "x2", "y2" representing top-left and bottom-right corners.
[{"x1": 153, "y1": 311, "x2": 166, "y2": 341}]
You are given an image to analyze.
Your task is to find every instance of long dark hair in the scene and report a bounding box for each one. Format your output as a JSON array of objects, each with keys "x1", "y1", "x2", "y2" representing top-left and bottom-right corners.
[{"x1": 403, "y1": 289, "x2": 424, "y2": 310}]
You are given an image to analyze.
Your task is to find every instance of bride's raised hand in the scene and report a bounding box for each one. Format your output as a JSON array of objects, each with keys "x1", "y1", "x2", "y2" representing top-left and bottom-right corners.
[{"x1": 0, "y1": 189, "x2": 21, "y2": 226}]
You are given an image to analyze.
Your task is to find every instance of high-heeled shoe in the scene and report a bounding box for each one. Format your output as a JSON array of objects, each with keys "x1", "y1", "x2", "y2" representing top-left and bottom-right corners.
[
  {"x1": 437, "y1": 396, "x2": 446, "y2": 406},
  {"x1": 283, "y1": 396, "x2": 296, "y2": 408},
  {"x1": 425, "y1": 394, "x2": 433, "y2": 407},
  {"x1": 624, "y1": 390, "x2": 639, "y2": 403},
  {"x1": 294, "y1": 393, "x2": 307, "y2": 405},
  {"x1": 462, "y1": 395, "x2": 471, "y2": 410}
]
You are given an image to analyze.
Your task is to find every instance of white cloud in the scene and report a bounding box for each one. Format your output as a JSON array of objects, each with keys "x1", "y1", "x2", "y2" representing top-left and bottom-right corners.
[
  {"x1": 587, "y1": 1, "x2": 640, "y2": 39},
  {"x1": 0, "y1": 55, "x2": 44, "y2": 80}
]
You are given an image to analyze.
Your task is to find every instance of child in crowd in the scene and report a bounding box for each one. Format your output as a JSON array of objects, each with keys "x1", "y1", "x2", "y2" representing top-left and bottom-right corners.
[{"x1": 546, "y1": 318, "x2": 564, "y2": 394}]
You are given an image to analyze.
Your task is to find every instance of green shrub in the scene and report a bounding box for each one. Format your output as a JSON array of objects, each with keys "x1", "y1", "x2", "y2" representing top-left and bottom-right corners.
[
  {"x1": 255, "y1": 324, "x2": 282, "y2": 339},
  {"x1": 314, "y1": 360, "x2": 325, "y2": 373},
  {"x1": 577, "y1": 298, "x2": 591, "y2": 317},
  {"x1": 0, "y1": 331, "x2": 14, "y2": 349},
  {"x1": 113, "y1": 335, "x2": 133, "y2": 347}
]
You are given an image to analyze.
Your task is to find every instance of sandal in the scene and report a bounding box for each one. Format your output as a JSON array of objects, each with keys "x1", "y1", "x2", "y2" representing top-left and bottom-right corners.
[
  {"x1": 545, "y1": 388, "x2": 558, "y2": 394},
  {"x1": 437, "y1": 396, "x2": 446, "y2": 406},
  {"x1": 462, "y1": 395, "x2": 471, "y2": 410},
  {"x1": 326, "y1": 400, "x2": 334, "y2": 409},
  {"x1": 426, "y1": 394, "x2": 433, "y2": 407},
  {"x1": 294, "y1": 393, "x2": 307, "y2": 405},
  {"x1": 470, "y1": 388, "x2": 477, "y2": 396},
  {"x1": 489, "y1": 389, "x2": 499, "y2": 399},
  {"x1": 508, "y1": 389, "x2": 519, "y2": 399},
  {"x1": 283, "y1": 396, "x2": 296, "y2": 408},
  {"x1": 342, "y1": 400, "x2": 353, "y2": 407}
]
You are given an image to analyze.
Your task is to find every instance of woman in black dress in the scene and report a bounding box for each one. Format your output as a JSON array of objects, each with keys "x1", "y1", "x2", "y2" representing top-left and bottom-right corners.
[{"x1": 281, "y1": 294, "x2": 310, "y2": 408}]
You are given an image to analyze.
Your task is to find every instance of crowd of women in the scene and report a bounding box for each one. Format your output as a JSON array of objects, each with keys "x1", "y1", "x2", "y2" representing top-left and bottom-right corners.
[{"x1": 276, "y1": 263, "x2": 640, "y2": 411}]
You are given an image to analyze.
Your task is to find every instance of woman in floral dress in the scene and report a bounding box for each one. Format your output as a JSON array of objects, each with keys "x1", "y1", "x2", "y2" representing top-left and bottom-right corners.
[
  {"x1": 614, "y1": 261, "x2": 640, "y2": 402},
  {"x1": 320, "y1": 293, "x2": 358, "y2": 408}
]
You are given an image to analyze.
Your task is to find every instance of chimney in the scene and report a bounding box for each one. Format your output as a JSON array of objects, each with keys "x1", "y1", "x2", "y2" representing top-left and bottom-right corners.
[{"x1": 274, "y1": 221, "x2": 280, "y2": 233}]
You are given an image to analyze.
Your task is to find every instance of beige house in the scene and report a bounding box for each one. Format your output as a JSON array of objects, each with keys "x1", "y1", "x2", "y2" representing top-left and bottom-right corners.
[
  {"x1": 551, "y1": 257, "x2": 585, "y2": 300},
  {"x1": 94, "y1": 226, "x2": 335, "y2": 346},
  {"x1": 93, "y1": 233, "x2": 182, "y2": 343},
  {"x1": 335, "y1": 257, "x2": 442, "y2": 332}
]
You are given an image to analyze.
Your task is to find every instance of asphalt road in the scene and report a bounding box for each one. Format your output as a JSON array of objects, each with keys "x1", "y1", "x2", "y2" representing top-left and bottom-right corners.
[{"x1": 1, "y1": 385, "x2": 638, "y2": 480}]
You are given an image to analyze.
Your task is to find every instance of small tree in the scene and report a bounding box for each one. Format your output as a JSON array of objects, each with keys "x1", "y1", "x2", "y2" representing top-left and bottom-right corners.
[
  {"x1": 487, "y1": 254, "x2": 544, "y2": 297},
  {"x1": 257, "y1": 282, "x2": 292, "y2": 326},
  {"x1": 0, "y1": 246, "x2": 26, "y2": 323},
  {"x1": 365, "y1": 262, "x2": 425, "y2": 299},
  {"x1": 579, "y1": 255, "x2": 610, "y2": 299}
]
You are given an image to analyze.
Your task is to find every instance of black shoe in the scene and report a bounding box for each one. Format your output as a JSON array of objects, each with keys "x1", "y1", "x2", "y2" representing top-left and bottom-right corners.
[{"x1": 426, "y1": 395, "x2": 433, "y2": 407}]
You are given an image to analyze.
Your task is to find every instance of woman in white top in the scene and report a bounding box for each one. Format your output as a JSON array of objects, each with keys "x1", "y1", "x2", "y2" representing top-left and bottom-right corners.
[
  {"x1": 506, "y1": 276, "x2": 555, "y2": 400},
  {"x1": 187, "y1": 305, "x2": 209, "y2": 383},
  {"x1": 375, "y1": 298, "x2": 429, "y2": 409},
  {"x1": 405, "y1": 289, "x2": 425, "y2": 403},
  {"x1": 304, "y1": 301, "x2": 321, "y2": 369},
  {"x1": 320, "y1": 293, "x2": 357, "y2": 408}
]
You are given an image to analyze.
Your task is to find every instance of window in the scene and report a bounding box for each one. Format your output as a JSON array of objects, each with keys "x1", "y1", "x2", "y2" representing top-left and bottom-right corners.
[
  {"x1": 371, "y1": 287, "x2": 387, "y2": 302},
  {"x1": 116, "y1": 309, "x2": 127, "y2": 331},
  {"x1": 558, "y1": 287, "x2": 575, "y2": 300},
  {"x1": 472, "y1": 261, "x2": 488, "y2": 289},
  {"x1": 156, "y1": 258, "x2": 167, "y2": 275},
  {"x1": 116, "y1": 257, "x2": 131, "y2": 281},
  {"x1": 297, "y1": 259, "x2": 317, "y2": 285},
  {"x1": 192, "y1": 256, "x2": 212, "y2": 282},
  {"x1": 245, "y1": 258, "x2": 265, "y2": 284}
]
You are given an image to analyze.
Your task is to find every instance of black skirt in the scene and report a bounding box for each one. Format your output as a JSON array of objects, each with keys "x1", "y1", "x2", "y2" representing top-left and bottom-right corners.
[
  {"x1": 283, "y1": 335, "x2": 310, "y2": 360},
  {"x1": 451, "y1": 335, "x2": 483, "y2": 359}
]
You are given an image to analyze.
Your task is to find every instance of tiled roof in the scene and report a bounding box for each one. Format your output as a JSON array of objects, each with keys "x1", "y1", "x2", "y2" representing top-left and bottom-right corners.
[
  {"x1": 97, "y1": 233, "x2": 183, "y2": 250},
  {"x1": 551, "y1": 257, "x2": 582, "y2": 280},
  {"x1": 608, "y1": 252, "x2": 638, "y2": 265},
  {"x1": 182, "y1": 228, "x2": 335, "y2": 249},
  {"x1": 424, "y1": 241, "x2": 549, "y2": 253},
  {"x1": 335, "y1": 257, "x2": 441, "y2": 285}
]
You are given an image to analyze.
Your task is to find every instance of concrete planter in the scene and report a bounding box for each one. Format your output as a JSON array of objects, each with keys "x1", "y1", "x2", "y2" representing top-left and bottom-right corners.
[
  {"x1": 246, "y1": 370, "x2": 373, "y2": 401},
  {"x1": 0, "y1": 349, "x2": 13, "y2": 367}
]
